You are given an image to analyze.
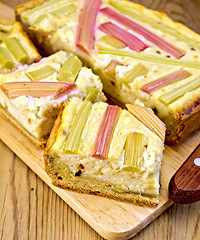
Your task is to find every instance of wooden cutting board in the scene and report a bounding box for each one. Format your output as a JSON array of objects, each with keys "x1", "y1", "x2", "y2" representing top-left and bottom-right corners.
[
  {"x1": 0, "y1": 108, "x2": 199, "y2": 240},
  {"x1": 0, "y1": 2, "x2": 200, "y2": 240}
]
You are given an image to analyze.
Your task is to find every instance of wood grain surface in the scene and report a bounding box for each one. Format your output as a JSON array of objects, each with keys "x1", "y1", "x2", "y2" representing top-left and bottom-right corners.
[{"x1": 0, "y1": 1, "x2": 200, "y2": 240}]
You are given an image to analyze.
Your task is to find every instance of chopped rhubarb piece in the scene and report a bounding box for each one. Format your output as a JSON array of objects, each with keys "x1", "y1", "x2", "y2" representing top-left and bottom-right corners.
[
  {"x1": 141, "y1": 70, "x2": 191, "y2": 94},
  {"x1": 120, "y1": 63, "x2": 148, "y2": 88},
  {"x1": 99, "y1": 22, "x2": 148, "y2": 52},
  {"x1": 26, "y1": 65, "x2": 57, "y2": 81},
  {"x1": 86, "y1": 88, "x2": 100, "y2": 102},
  {"x1": 76, "y1": 0, "x2": 101, "y2": 55},
  {"x1": 100, "y1": 7, "x2": 185, "y2": 59},
  {"x1": 92, "y1": 105, "x2": 121, "y2": 159},
  {"x1": 57, "y1": 54, "x2": 82, "y2": 82},
  {"x1": 123, "y1": 132, "x2": 145, "y2": 171},
  {"x1": 0, "y1": 46, "x2": 14, "y2": 69},
  {"x1": 104, "y1": 59, "x2": 122, "y2": 78},
  {"x1": 126, "y1": 104, "x2": 166, "y2": 142},
  {"x1": 98, "y1": 46, "x2": 200, "y2": 69},
  {"x1": 64, "y1": 100, "x2": 92, "y2": 153},
  {"x1": 1, "y1": 81, "x2": 76, "y2": 100},
  {"x1": 4, "y1": 37, "x2": 29, "y2": 64}
]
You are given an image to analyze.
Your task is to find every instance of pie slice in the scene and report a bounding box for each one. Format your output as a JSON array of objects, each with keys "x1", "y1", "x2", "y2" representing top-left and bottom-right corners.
[
  {"x1": 0, "y1": 51, "x2": 106, "y2": 147},
  {"x1": 15, "y1": 0, "x2": 200, "y2": 144},
  {"x1": 44, "y1": 97, "x2": 165, "y2": 206},
  {"x1": 0, "y1": 19, "x2": 41, "y2": 73}
]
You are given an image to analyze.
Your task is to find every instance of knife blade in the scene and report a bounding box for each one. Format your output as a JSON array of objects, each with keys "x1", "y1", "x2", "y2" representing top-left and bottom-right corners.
[{"x1": 168, "y1": 143, "x2": 200, "y2": 204}]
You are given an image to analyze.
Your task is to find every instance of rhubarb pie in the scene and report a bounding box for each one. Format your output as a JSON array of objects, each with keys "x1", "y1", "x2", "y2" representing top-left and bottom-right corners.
[
  {"x1": 0, "y1": 51, "x2": 106, "y2": 147},
  {"x1": 0, "y1": 19, "x2": 41, "y2": 73},
  {"x1": 15, "y1": 0, "x2": 200, "y2": 144},
  {"x1": 44, "y1": 97, "x2": 165, "y2": 206}
]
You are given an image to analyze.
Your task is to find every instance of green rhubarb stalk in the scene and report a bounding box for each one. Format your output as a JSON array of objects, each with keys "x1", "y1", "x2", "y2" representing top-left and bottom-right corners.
[
  {"x1": 120, "y1": 63, "x2": 148, "y2": 88},
  {"x1": 98, "y1": 46, "x2": 200, "y2": 69},
  {"x1": 158, "y1": 77, "x2": 200, "y2": 105},
  {"x1": 0, "y1": 46, "x2": 14, "y2": 69},
  {"x1": 26, "y1": 65, "x2": 57, "y2": 81},
  {"x1": 64, "y1": 100, "x2": 92, "y2": 153},
  {"x1": 32, "y1": 3, "x2": 76, "y2": 25},
  {"x1": 109, "y1": 0, "x2": 200, "y2": 49},
  {"x1": 57, "y1": 54, "x2": 82, "y2": 82},
  {"x1": 123, "y1": 132, "x2": 145, "y2": 171},
  {"x1": 4, "y1": 37, "x2": 29, "y2": 64},
  {"x1": 98, "y1": 35, "x2": 126, "y2": 49},
  {"x1": 86, "y1": 88, "x2": 100, "y2": 102}
]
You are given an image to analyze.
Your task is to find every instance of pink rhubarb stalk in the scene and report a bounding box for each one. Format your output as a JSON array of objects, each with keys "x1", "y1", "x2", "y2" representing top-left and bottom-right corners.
[
  {"x1": 100, "y1": 7, "x2": 185, "y2": 58},
  {"x1": 141, "y1": 70, "x2": 191, "y2": 94},
  {"x1": 76, "y1": 0, "x2": 101, "y2": 55},
  {"x1": 92, "y1": 105, "x2": 121, "y2": 159},
  {"x1": 99, "y1": 22, "x2": 148, "y2": 52},
  {"x1": 1, "y1": 81, "x2": 76, "y2": 100}
]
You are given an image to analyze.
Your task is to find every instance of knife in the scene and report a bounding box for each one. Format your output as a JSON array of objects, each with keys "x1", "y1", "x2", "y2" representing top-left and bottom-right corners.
[{"x1": 168, "y1": 143, "x2": 200, "y2": 204}]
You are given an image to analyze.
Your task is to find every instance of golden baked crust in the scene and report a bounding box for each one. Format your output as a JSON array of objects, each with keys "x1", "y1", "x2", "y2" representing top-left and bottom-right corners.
[{"x1": 165, "y1": 96, "x2": 200, "y2": 144}]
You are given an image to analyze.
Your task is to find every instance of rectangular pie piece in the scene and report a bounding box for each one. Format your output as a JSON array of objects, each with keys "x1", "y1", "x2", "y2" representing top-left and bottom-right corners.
[
  {"x1": 0, "y1": 19, "x2": 41, "y2": 73},
  {"x1": 15, "y1": 0, "x2": 200, "y2": 144},
  {"x1": 0, "y1": 51, "x2": 106, "y2": 147},
  {"x1": 44, "y1": 97, "x2": 165, "y2": 206}
]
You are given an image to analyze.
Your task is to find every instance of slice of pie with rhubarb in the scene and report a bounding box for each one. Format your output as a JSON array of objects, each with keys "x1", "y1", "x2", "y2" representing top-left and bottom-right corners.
[
  {"x1": 44, "y1": 97, "x2": 165, "y2": 206},
  {"x1": 0, "y1": 19, "x2": 41, "y2": 73},
  {"x1": 15, "y1": 0, "x2": 200, "y2": 144},
  {"x1": 0, "y1": 51, "x2": 106, "y2": 147}
]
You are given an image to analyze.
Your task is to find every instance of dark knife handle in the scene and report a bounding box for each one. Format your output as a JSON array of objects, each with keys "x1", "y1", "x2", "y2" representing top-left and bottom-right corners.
[{"x1": 168, "y1": 143, "x2": 200, "y2": 204}]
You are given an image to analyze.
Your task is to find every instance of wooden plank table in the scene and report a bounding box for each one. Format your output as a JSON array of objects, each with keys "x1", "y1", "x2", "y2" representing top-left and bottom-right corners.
[{"x1": 0, "y1": 1, "x2": 200, "y2": 239}]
